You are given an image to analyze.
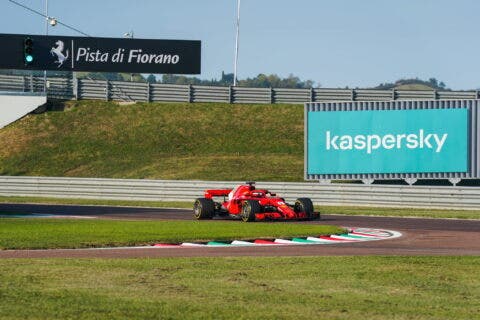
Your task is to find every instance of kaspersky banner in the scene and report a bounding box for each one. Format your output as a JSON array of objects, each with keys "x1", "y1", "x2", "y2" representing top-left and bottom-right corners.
[
  {"x1": 0, "y1": 33, "x2": 201, "y2": 74},
  {"x1": 307, "y1": 108, "x2": 468, "y2": 174}
]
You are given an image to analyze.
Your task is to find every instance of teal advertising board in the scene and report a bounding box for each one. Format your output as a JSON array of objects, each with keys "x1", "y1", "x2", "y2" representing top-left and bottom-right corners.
[{"x1": 307, "y1": 108, "x2": 468, "y2": 174}]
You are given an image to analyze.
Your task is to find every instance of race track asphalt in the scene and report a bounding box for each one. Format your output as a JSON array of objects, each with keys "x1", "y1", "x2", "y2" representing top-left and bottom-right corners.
[{"x1": 1, "y1": 203, "x2": 479, "y2": 258}]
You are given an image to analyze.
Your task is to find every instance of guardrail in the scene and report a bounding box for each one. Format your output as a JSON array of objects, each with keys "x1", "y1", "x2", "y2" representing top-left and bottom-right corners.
[
  {"x1": 1, "y1": 74, "x2": 479, "y2": 104},
  {"x1": 1, "y1": 176, "x2": 480, "y2": 210}
]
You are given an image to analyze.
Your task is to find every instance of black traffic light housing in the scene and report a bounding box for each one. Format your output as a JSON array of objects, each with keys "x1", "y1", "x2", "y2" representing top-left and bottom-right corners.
[{"x1": 24, "y1": 37, "x2": 34, "y2": 65}]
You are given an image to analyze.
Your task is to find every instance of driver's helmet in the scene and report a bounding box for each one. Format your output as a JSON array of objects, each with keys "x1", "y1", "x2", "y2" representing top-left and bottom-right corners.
[{"x1": 251, "y1": 191, "x2": 265, "y2": 197}]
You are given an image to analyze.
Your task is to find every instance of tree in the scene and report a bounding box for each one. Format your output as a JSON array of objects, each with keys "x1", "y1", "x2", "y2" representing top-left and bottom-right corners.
[
  {"x1": 160, "y1": 74, "x2": 203, "y2": 85},
  {"x1": 237, "y1": 73, "x2": 315, "y2": 88},
  {"x1": 146, "y1": 74, "x2": 157, "y2": 83},
  {"x1": 157, "y1": 72, "x2": 315, "y2": 88},
  {"x1": 220, "y1": 72, "x2": 234, "y2": 86},
  {"x1": 428, "y1": 78, "x2": 438, "y2": 88}
]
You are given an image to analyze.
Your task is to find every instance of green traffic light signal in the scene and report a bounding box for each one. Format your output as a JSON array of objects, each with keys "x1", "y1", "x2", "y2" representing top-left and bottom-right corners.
[{"x1": 24, "y1": 37, "x2": 34, "y2": 65}]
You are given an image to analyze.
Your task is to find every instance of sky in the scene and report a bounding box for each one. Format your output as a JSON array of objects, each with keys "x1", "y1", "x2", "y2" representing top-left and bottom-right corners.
[{"x1": 1, "y1": 0, "x2": 479, "y2": 89}]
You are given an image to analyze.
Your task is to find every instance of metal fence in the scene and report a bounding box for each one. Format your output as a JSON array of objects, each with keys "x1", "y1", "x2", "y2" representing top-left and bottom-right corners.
[
  {"x1": 1, "y1": 74, "x2": 479, "y2": 104},
  {"x1": 1, "y1": 176, "x2": 480, "y2": 210}
]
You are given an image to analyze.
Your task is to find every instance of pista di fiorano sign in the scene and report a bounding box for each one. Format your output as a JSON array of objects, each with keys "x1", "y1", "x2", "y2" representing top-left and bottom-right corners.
[
  {"x1": 0, "y1": 33, "x2": 201, "y2": 74},
  {"x1": 76, "y1": 48, "x2": 180, "y2": 65}
]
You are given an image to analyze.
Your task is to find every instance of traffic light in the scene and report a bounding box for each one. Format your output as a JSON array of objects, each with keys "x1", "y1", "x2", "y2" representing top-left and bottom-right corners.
[{"x1": 24, "y1": 37, "x2": 33, "y2": 65}]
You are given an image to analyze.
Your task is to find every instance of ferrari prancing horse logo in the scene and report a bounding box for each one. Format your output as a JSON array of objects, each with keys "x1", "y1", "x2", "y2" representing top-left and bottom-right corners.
[{"x1": 50, "y1": 40, "x2": 69, "y2": 68}]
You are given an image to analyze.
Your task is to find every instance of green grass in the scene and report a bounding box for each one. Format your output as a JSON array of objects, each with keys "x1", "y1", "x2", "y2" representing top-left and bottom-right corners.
[
  {"x1": 0, "y1": 100, "x2": 304, "y2": 181},
  {"x1": 0, "y1": 195, "x2": 192, "y2": 209},
  {"x1": 1, "y1": 196, "x2": 480, "y2": 219},
  {"x1": 0, "y1": 257, "x2": 478, "y2": 320},
  {"x1": 0, "y1": 219, "x2": 343, "y2": 249},
  {"x1": 316, "y1": 205, "x2": 480, "y2": 220}
]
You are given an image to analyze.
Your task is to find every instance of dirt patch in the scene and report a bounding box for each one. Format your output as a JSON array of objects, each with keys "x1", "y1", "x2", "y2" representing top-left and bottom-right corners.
[{"x1": 0, "y1": 125, "x2": 33, "y2": 158}]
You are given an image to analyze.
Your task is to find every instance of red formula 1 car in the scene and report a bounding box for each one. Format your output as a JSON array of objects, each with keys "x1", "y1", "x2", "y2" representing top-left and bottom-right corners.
[{"x1": 193, "y1": 182, "x2": 319, "y2": 222}]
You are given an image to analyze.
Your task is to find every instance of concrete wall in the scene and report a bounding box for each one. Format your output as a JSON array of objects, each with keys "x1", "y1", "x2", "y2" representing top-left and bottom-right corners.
[{"x1": 0, "y1": 92, "x2": 47, "y2": 129}]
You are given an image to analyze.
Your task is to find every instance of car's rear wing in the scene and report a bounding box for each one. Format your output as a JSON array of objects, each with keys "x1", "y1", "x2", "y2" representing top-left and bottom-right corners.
[{"x1": 204, "y1": 189, "x2": 232, "y2": 199}]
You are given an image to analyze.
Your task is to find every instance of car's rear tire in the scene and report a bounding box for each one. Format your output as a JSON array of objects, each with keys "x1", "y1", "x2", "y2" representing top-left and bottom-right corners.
[
  {"x1": 294, "y1": 198, "x2": 314, "y2": 219},
  {"x1": 193, "y1": 198, "x2": 214, "y2": 220},
  {"x1": 241, "y1": 200, "x2": 260, "y2": 222}
]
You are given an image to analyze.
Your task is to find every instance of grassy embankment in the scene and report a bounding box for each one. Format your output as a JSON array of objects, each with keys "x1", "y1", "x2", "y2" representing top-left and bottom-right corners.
[
  {"x1": 0, "y1": 219, "x2": 343, "y2": 250},
  {"x1": 2, "y1": 100, "x2": 479, "y2": 219},
  {"x1": 0, "y1": 100, "x2": 304, "y2": 181},
  {"x1": 0, "y1": 257, "x2": 478, "y2": 320}
]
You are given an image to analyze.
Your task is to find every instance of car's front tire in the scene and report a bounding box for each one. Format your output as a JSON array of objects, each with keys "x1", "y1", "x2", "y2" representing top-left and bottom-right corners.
[
  {"x1": 193, "y1": 198, "x2": 214, "y2": 220},
  {"x1": 294, "y1": 198, "x2": 315, "y2": 219},
  {"x1": 241, "y1": 200, "x2": 260, "y2": 222}
]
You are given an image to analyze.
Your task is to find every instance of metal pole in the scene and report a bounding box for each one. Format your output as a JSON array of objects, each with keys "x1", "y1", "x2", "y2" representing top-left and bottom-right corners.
[
  {"x1": 45, "y1": 0, "x2": 48, "y2": 35},
  {"x1": 130, "y1": 31, "x2": 134, "y2": 82},
  {"x1": 233, "y1": 0, "x2": 241, "y2": 87},
  {"x1": 43, "y1": 0, "x2": 48, "y2": 93},
  {"x1": 125, "y1": 31, "x2": 134, "y2": 81}
]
